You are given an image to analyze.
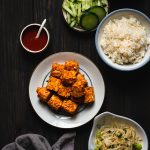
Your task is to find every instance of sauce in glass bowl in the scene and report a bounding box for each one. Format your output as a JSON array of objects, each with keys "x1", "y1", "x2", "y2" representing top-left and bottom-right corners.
[{"x1": 20, "y1": 24, "x2": 50, "y2": 53}]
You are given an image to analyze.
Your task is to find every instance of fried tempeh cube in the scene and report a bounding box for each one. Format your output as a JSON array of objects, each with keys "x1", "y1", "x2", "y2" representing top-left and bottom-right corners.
[
  {"x1": 76, "y1": 73, "x2": 88, "y2": 87},
  {"x1": 51, "y1": 63, "x2": 64, "y2": 78},
  {"x1": 84, "y1": 87, "x2": 95, "y2": 103},
  {"x1": 71, "y1": 79, "x2": 85, "y2": 98},
  {"x1": 60, "y1": 70, "x2": 77, "y2": 84},
  {"x1": 61, "y1": 100, "x2": 78, "y2": 114},
  {"x1": 71, "y1": 86, "x2": 85, "y2": 98},
  {"x1": 64, "y1": 60, "x2": 79, "y2": 71},
  {"x1": 47, "y1": 95, "x2": 63, "y2": 110},
  {"x1": 58, "y1": 85, "x2": 72, "y2": 98},
  {"x1": 46, "y1": 76, "x2": 61, "y2": 92},
  {"x1": 36, "y1": 87, "x2": 51, "y2": 102}
]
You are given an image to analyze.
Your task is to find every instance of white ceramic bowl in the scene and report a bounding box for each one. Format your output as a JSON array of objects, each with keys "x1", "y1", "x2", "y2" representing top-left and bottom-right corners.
[
  {"x1": 95, "y1": 9, "x2": 150, "y2": 71},
  {"x1": 88, "y1": 112, "x2": 148, "y2": 150},
  {"x1": 20, "y1": 23, "x2": 50, "y2": 53}
]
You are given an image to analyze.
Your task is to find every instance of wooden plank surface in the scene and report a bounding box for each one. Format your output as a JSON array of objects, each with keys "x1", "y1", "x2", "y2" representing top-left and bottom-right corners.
[{"x1": 0, "y1": 0, "x2": 150, "y2": 149}]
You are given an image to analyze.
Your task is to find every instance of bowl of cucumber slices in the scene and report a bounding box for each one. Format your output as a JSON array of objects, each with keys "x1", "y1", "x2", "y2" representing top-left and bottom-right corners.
[{"x1": 62, "y1": 0, "x2": 109, "y2": 32}]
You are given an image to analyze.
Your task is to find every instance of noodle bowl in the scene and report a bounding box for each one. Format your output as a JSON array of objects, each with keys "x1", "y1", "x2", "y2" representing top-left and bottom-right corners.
[{"x1": 95, "y1": 123, "x2": 142, "y2": 150}]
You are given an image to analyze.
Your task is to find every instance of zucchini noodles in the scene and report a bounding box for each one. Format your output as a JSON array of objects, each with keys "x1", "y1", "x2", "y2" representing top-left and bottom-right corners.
[{"x1": 95, "y1": 123, "x2": 142, "y2": 150}]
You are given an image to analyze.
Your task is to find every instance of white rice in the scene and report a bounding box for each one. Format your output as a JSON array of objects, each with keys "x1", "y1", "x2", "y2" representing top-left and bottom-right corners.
[{"x1": 100, "y1": 16, "x2": 149, "y2": 65}]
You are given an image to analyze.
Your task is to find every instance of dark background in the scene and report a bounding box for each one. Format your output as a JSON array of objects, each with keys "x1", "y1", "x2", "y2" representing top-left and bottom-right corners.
[{"x1": 0, "y1": 0, "x2": 150, "y2": 149}]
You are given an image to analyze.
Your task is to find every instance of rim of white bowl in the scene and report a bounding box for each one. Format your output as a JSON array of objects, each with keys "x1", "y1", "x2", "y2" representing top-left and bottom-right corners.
[
  {"x1": 95, "y1": 8, "x2": 150, "y2": 71},
  {"x1": 20, "y1": 23, "x2": 50, "y2": 53}
]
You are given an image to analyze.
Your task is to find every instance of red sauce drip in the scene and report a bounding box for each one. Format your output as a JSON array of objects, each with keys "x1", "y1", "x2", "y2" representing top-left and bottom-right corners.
[{"x1": 22, "y1": 25, "x2": 48, "y2": 51}]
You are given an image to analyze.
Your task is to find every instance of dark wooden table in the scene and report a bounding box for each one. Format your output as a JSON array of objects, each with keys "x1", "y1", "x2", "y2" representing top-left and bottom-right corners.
[{"x1": 0, "y1": 0, "x2": 150, "y2": 149}]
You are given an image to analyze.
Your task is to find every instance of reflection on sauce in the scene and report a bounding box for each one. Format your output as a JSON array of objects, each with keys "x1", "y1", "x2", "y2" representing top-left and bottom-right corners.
[{"x1": 22, "y1": 25, "x2": 48, "y2": 51}]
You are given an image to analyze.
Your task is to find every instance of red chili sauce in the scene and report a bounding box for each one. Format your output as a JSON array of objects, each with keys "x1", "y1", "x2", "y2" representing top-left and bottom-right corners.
[{"x1": 22, "y1": 25, "x2": 48, "y2": 51}]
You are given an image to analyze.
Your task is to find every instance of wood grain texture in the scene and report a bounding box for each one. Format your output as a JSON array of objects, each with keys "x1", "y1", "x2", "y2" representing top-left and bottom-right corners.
[{"x1": 0, "y1": 0, "x2": 150, "y2": 149}]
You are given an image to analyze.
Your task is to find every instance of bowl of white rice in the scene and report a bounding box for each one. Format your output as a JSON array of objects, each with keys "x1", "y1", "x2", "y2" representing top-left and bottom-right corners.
[{"x1": 95, "y1": 8, "x2": 150, "y2": 71}]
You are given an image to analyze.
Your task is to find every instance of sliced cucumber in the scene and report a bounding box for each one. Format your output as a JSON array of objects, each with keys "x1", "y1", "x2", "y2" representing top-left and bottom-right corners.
[
  {"x1": 70, "y1": 20, "x2": 76, "y2": 27},
  {"x1": 80, "y1": 12, "x2": 99, "y2": 30},
  {"x1": 62, "y1": 0, "x2": 108, "y2": 30},
  {"x1": 89, "y1": 6, "x2": 106, "y2": 21}
]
